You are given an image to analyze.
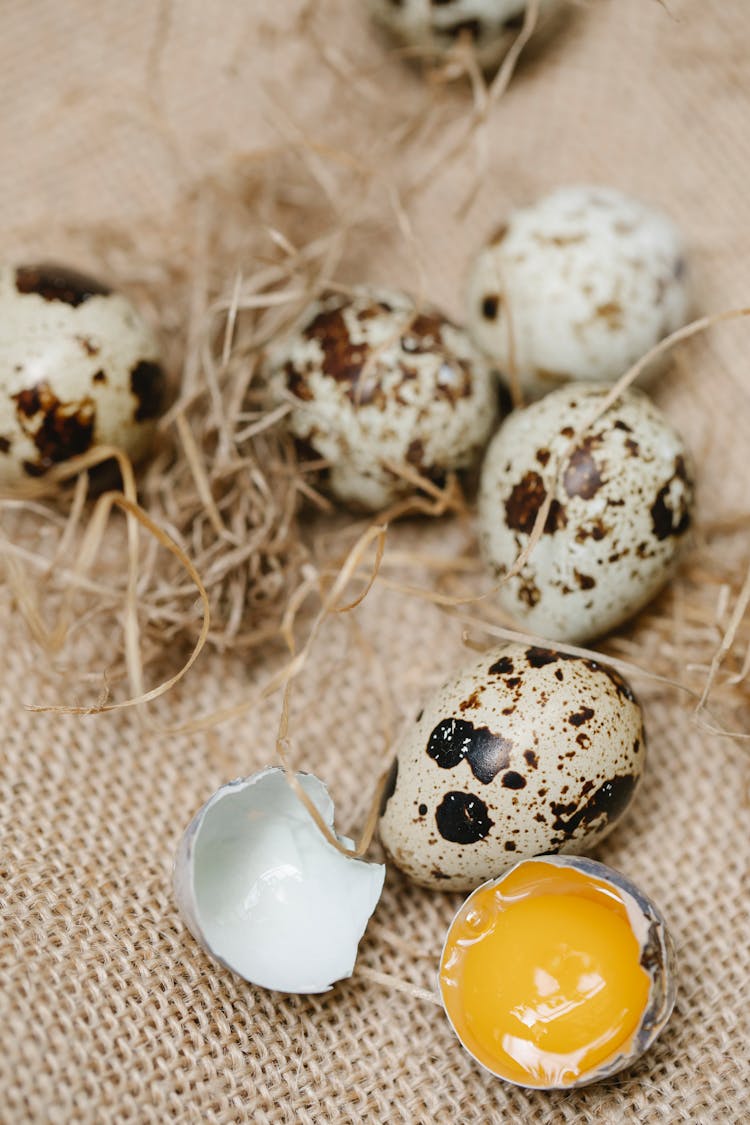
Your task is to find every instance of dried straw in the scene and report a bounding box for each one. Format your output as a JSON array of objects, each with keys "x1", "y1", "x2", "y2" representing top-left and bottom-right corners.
[{"x1": 1, "y1": 8, "x2": 749, "y2": 850}]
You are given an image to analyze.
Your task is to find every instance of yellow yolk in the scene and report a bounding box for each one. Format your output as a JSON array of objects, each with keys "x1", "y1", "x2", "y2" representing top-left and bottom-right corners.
[{"x1": 439, "y1": 862, "x2": 650, "y2": 1087}]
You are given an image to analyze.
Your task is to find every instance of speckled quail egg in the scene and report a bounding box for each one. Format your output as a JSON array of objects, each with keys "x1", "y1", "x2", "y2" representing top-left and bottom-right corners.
[
  {"x1": 265, "y1": 286, "x2": 500, "y2": 511},
  {"x1": 379, "y1": 641, "x2": 645, "y2": 891},
  {"x1": 174, "y1": 768, "x2": 385, "y2": 993},
  {"x1": 478, "y1": 383, "x2": 694, "y2": 643},
  {"x1": 368, "y1": 0, "x2": 558, "y2": 70},
  {"x1": 439, "y1": 855, "x2": 676, "y2": 1088},
  {"x1": 0, "y1": 262, "x2": 165, "y2": 487},
  {"x1": 466, "y1": 186, "x2": 690, "y2": 400}
]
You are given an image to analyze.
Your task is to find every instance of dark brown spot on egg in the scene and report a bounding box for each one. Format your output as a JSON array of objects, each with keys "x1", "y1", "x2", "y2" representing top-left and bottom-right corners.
[
  {"x1": 549, "y1": 774, "x2": 637, "y2": 839},
  {"x1": 130, "y1": 360, "x2": 166, "y2": 422},
  {"x1": 639, "y1": 920, "x2": 663, "y2": 974},
  {"x1": 285, "y1": 361, "x2": 314, "y2": 401},
  {"x1": 523, "y1": 750, "x2": 538, "y2": 769},
  {"x1": 568, "y1": 707, "x2": 595, "y2": 727},
  {"x1": 22, "y1": 460, "x2": 45, "y2": 477},
  {"x1": 77, "y1": 336, "x2": 100, "y2": 357},
  {"x1": 401, "y1": 312, "x2": 447, "y2": 354},
  {"x1": 435, "y1": 791, "x2": 493, "y2": 844},
  {"x1": 526, "y1": 646, "x2": 558, "y2": 668},
  {"x1": 427, "y1": 717, "x2": 512, "y2": 784},
  {"x1": 405, "y1": 438, "x2": 426, "y2": 469},
  {"x1": 502, "y1": 771, "x2": 526, "y2": 790},
  {"x1": 15, "y1": 263, "x2": 111, "y2": 307},
  {"x1": 305, "y1": 304, "x2": 366, "y2": 392},
  {"x1": 0, "y1": 436, "x2": 10, "y2": 454},
  {"x1": 13, "y1": 382, "x2": 95, "y2": 472},
  {"x1": 505, "y1": 471, "x2": 567, "y2": 535},
  {"x1": 650, "y1": 455, "x2": 692, "y2": 540},
  {"x1": 517, "y1": 574, "x2": 541, "y2": 608},
  {"x1": 504, "y1": 841, "x2": 517, "y2": 851},
  {"x1": 536, "y1": 448, "x2": 550, "y2": 466},
  {"x1": 92, "y1": 369, "x2": 107, "y2": 384},
  {"x1": 574, "y1": 570, "x2": 596, "y2": 591},
  {"x1": 482, "y1": 294, "x2": 501, "y2": 320},
  {"x1": 418, "y1": 803, "x2": 428, "y2": 817},
  {"x1": 379, "y1": 758, "x2": 398, "y2": 815},
  {"x1": 459, "y1": 690, "x2": 481, "y2": 712},
  {"x1": 489, "y1": 656, "x2": 514, "y2": 676},
  {"x1": 560, "y1": 426, "x2": 574, "y2": 438},
  {"x1": 595, "y1": 301, "x2": 624, "y2": 330},
  {"x1": 575, "y1": 518, "x2": 607, "y2": 543},
  {"x1": 357, "y1": 298, "x2": 394, "y2": 318},
  {"x1": 525, "y1": 646, "x2": 577, "y2": 669},
  {"x1": 584, "y1": 658, "x2": 637, "y2": 703},
  {"x1": 563, "y1": 438, "x2": 604, "y2": 499},
  {"x1": 489, "y1": 221, "x2": 509, "y2": 246}
]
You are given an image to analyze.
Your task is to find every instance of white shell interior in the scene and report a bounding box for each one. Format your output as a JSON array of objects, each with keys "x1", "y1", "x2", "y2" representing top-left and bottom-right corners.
[{"x1": 184, "y1": 770, "x2": 385, "y2": 994}]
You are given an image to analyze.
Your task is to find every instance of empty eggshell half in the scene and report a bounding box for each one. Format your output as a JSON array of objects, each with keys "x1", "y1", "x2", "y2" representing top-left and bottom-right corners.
[
  {"x1": 174, "y1": 767, "x2": 385, "y2": 994},
  {"x1": 466, "y1": 185, "x2": 690, "y2": 401},
  {"x1": 439, "y1": 854, "x2": 676, "y2": 1089}
]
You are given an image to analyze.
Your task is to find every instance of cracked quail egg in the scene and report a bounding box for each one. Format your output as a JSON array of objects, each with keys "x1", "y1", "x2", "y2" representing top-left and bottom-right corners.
[
  {"x1": 174, "y1": 767, "x2": 385, "y2": 994},
  {"x1": 477, "y1": 383, "x2": 694, "y2": 644},
  {"x1": 368, "y1": 0, "x2": 558, "y2": 71},
  {"x1": 0, "y1": 262, "x2": 165, "y2": 488},
  {"x1": 439, "y1": 855, "x2": 676, "y2": 1088},
  {"x1": 379, "y1": 641, "x2": 645, "y2": 891},
  {"x1": 265, "y1": 286, "x2": 500, "y2": 511},
  {"x1": 466, "y1": 186, "x2": 690, "y2": 401}
]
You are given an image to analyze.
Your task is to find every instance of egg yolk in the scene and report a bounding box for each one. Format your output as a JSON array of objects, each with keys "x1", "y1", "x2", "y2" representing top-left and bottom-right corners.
[{"x1": 439, "y1": 862, "x2": 650, "y2": 1087}]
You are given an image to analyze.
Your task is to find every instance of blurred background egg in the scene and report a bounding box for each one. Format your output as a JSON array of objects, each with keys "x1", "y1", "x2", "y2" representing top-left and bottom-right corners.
[
  {"x1": 0, "y1": 262, "x2": 166, "y2": 488},
  {"x1": 368, "y1": 0, "x2": 560, "y2": 71},
  {"x1": 379, "y1": 641, "x2": 645, "y2": 890},
  {"x1": 439, "y1": 855, "x2": 676, "y2": 1088},
  {"x1": 265, "y1": 286, "x2": 501, "y2": 511},
  {"x1": 478, "y1": 383, "x2": 694, "y2": 643},
  {"x1": 466, "y1": 186, "x2": 690, "y2": 401}
]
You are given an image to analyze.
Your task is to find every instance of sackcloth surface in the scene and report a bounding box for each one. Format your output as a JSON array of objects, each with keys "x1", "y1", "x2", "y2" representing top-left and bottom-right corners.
[{"x1": 1, "y1": 2, "x2": 749, "y2": 1122}]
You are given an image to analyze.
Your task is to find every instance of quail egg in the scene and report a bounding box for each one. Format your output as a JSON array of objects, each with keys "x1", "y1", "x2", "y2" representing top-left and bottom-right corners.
[
  {"x1": 439, "y1": 855, "x2": 676, "y2": 1088},
  {"x1": 174, "y1": 767, "x2": 385, "y2": 993},
  {"x1": 368, "y1": 0, "x2": 557, "y2": 70},
  {"x1": 379, "y1": 641, "x2": 645, "y2": 891},
  {"x1": 265, "y1": 286, "x2": 500, "y2": 511},
  {"x1": 466, "y1": 186, "x2": 690, "y2": 400},
  {"x1": 477, "y1": 383, "x2": 694, "y2": 643},
  {"x1": 0, "y1": 262, "x2": 165, "y2": 488}
]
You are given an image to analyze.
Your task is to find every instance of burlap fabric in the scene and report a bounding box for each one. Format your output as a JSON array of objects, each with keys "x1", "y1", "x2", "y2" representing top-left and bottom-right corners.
[{"x1": 2, "y1": 2, "x2": 749, "y2": 1121}]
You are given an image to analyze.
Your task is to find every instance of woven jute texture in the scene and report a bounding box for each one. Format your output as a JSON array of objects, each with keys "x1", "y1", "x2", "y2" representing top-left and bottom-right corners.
[{"x1": 2, "y1": 2, "x2": 750, "y2": 1122}]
